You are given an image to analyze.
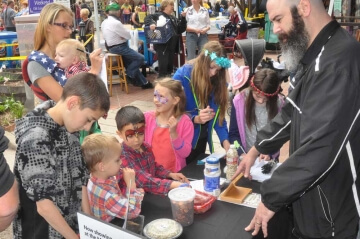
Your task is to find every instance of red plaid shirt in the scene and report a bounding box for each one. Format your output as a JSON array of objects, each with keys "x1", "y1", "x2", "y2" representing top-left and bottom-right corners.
[
  {"x1": 87, "y1": 175, "x2": 144, "y2": 222},
  {"x1": 65, "y1": 61, "x2": 89, "y2": 79},
  {"x1": 118, "y1": 143, "x2": 172, "y2": 195}
]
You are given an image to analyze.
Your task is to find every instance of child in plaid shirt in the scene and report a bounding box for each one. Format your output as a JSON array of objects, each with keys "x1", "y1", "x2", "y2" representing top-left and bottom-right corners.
[
  {"x1": 82, "y1": 134, "x2": 144, "y2": 223},
  {"x1": 116, "y1": 106, "x2": 190, "y2": 196}
]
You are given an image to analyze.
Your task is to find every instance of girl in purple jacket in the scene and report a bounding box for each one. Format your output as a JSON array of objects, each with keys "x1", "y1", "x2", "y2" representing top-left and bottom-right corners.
[
  {"x1": 144, "y1": 78, "x2": 194, "y2": 172},
  {"x1": 229, "y1": 68, "x2": 285, "y2": 161}
]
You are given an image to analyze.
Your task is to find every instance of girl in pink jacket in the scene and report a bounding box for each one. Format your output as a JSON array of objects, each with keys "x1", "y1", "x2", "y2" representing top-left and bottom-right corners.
[{"x1": 144, "y1": 78, "x2": 194, "y2": 172}]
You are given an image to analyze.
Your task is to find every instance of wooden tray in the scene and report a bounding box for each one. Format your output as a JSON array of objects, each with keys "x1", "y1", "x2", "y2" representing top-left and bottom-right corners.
[{"x1": 219, "y1": 173, "x2": 252, "y2": 204}]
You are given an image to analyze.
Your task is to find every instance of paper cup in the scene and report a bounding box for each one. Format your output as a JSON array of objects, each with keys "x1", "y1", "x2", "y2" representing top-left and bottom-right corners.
[{"x1": 168, "y1": 188, "x2": 196, "y2": 226}]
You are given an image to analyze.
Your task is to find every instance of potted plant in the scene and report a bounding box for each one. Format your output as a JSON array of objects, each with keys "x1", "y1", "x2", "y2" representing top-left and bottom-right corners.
[
  {"x1": 0, "y1": 95, "x2": 24, "y2": 132},
  {"x1": 0, "y1": 66, "x2": 26, "y2": 104}
]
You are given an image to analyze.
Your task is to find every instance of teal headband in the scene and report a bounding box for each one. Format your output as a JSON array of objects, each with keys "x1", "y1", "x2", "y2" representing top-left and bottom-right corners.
[{"x1": 204, "y1": 49, "x2": 231, "y2": 69}]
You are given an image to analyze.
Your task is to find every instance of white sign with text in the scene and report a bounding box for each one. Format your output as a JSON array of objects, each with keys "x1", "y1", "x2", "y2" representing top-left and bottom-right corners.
[{"x1": 77, "y1": 212, "x2": 144, "y2": 239}]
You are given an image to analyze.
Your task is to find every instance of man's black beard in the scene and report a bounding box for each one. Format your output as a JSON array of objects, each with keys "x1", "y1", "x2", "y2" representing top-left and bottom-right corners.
[{"x1": 278, "y1": 6, "x2": 310, "y2": 73}]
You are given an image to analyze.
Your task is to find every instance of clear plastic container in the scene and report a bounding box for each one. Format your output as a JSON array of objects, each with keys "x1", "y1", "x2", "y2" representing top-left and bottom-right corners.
[
  {"x1": 193, "y1": 190, "x2": 217, "y2": 214},
  {"x1": 226, "y1": 145, "x2": 239, "y2": 181},
  {"x1": 168, "y1": 188, "x2": 196, "y2": 226}
]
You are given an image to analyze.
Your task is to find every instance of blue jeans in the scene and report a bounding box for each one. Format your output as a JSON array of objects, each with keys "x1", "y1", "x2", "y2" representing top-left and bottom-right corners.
[
  {"x1": 109, "y1": 42, "x2": 147, "y2": 85},
  {"x1": 186, "y1": 32, "x2": 208, "y2": 60}
]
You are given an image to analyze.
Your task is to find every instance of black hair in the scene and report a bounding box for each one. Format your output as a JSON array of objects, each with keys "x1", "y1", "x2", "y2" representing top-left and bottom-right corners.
[
  {"x1": 115, "y1": 106, "x2": 145, "y2": 130},
  {"x1": 61, "y1": 72, "x2": 110, "y2": 113}
]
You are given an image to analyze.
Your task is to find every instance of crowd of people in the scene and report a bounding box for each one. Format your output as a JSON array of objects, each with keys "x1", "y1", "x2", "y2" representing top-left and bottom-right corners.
[
  {"x1": 0, "y1": 0, "x2": 28, "y2": 32},
  {"x1": 1, "y1": 0, "x2": 360, "y2": 239}
]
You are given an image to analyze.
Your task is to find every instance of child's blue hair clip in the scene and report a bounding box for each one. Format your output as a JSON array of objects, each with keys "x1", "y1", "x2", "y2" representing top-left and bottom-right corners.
[
  {"x1": 203, "y1": 49, "x2": 231, "y2": 69},
  {"x1": 216, "y1": 57, "x2": 231, "y2": 68}
]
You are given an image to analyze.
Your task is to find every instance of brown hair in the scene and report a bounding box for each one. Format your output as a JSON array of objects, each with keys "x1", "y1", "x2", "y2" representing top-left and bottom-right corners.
[
  {"x1": 115, "y1": 106, "x2": 145, "y2": 130},
  {"x1": 245, "y1": 68, "x2": 281, "y2": 128},
  {"x1": 34, "y1": 3, "x2": 73, "y2": 51},
  {"x1": 154, "y1": 78, "x2": 186, "y2": 118},
  {"x1": 61, "y1": 72, "x2": 110, "y2": 113},
  {"x1": 160, "y1": 0, "x2": 174, "y2": 11},
  {"x1": 82, "y1": 134, "x2": 120, "y2": 172},
  {"x1": 191, "y1": 41, "x2": 228, "y2": 125},
  {"x1": 57, "y1": 39, "x2": 87, "y2": 62}
]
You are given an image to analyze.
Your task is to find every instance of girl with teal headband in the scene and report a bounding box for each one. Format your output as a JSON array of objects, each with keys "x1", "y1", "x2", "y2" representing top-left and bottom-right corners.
[{"x1": 173, "y1": 41, "x2": 231, "y2": 164}]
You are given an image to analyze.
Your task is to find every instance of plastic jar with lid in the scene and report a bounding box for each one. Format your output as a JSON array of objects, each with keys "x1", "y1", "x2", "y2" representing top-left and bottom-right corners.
[
  {"x1": 226, "y1": 144, "x2": 239, "y2": 181},
  {"x1": 204, "y1": 157, "x2": 221, "y2": 193}
]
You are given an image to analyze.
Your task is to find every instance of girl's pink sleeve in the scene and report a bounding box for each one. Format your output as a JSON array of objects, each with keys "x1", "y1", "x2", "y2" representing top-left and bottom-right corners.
[{"x1": 171, "y1": 115, "x2": 194, "y2": 168}]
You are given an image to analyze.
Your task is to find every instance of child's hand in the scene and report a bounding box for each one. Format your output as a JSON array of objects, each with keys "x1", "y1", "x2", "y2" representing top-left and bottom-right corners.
[
  {"x1": 122, "y1": 168, "x2": 136, "y2": 189},
  {"x1": 168, "y1": 173, "x2": 189, "y2": 184},
  {"x1": 198, "y1": 106, "x2": 215, "y2": 124},
  {"x1": 168, "y1": 116, "x2": 178, "y2": 137}
]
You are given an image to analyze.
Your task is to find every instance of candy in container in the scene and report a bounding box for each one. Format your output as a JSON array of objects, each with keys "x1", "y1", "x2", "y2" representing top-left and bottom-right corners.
[{"x1": 168, "y1": 187, "x2": 196, "y2": 226}]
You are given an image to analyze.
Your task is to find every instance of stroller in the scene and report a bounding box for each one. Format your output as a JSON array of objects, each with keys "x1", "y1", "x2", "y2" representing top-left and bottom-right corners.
[
  {"x1": 227, "y1": 39, "x2": 266, "y2": 116},
  {"x1": 227, "y1": 39, "x2": 290, "y2": 115}
]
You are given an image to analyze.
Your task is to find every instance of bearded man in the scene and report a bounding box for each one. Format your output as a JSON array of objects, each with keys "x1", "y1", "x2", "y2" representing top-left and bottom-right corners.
[{"x1": 231, "y1": 0, "x2": 360, "y2": 238}]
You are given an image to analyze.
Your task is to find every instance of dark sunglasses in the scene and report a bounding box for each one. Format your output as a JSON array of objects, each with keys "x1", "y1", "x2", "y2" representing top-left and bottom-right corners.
[{"x1": 124, "y1": 125, "x2": 145, "y2": 140}]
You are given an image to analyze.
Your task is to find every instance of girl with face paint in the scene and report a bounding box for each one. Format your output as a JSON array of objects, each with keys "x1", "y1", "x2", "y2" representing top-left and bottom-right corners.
[{"x1": 144, "y1": 78, "x2": 194, "y2": 172}]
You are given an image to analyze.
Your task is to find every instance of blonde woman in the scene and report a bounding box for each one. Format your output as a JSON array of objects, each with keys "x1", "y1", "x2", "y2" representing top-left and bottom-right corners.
[
  {"x1": 144, "y1": 0, "x2": 187, "y2": 77},
  {"x1": 131, "y1": 6, "x2": 142, "y2": 28},
  {"x1": 173, "y1": 41, "x2": 231, "y2": 163},
  {"x1": 80, "y1": 8, "x2": 94, "y2": 56},
  {"x1": 24, "y1": 3, "x2": 103, "y2": 103}
]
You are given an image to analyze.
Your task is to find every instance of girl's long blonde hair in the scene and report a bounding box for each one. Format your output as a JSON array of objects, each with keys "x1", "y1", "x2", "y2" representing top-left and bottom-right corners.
[
  {"x1": 155, "y1": 78, "x2": 186, "y2": 118},
  {"x1": 191, "y1": 41, "x2": 228, "y2": 125},
  {"x1": 34, "y1": 3, "x2": 73, "y2": 51}
]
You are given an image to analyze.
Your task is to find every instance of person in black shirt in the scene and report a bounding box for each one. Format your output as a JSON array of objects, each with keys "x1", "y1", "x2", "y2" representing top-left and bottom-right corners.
[{"x1": 144, "y1": 0, "x2": 187, "y2": 77}]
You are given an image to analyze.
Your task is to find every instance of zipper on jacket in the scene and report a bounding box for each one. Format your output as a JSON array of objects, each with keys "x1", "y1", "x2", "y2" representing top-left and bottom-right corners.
[
  {"x1": 185, "y1": 76, "x2": 201, "y2": 149},
  {"x1": 209, "y1": 108, "x2": 220, "y2": 153},
  {"x1": 317, "y1": 185, "x2": 335, "y2": 237}
]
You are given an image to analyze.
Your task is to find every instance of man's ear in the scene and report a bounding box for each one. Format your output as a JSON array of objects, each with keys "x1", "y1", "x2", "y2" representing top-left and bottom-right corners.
[
  {"x1": 66, "y1": 96, "x2": 80, "y2": 111},
  {"x1": 298, "y1": 0, "x2": 311, "y2": 17}
]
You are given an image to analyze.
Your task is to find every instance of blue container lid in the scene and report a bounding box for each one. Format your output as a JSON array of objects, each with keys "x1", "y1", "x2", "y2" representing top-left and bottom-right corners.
[{"x1": 206, "y1": 156, "x2": 219, "y2": 164}]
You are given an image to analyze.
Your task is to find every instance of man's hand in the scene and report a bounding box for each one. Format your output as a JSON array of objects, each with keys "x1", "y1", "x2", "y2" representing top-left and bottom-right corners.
[
  {"x1": 259, "y1": 154, "x2": 271, "y2": 161},
  {"x1": 230, "y1": 146, "x2": 259, "y2": 180},
  {"x1": 168, "y1": 173, "x2": 189, "y2": 184},
  {"x1": 245, "y1": 202, "x2": 275, "y2": 237}
]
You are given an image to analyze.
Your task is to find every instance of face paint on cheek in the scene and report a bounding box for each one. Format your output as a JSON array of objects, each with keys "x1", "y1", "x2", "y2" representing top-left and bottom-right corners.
[{"x1": 154, "y1": 90, "x2": 169, "y2": 104}]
